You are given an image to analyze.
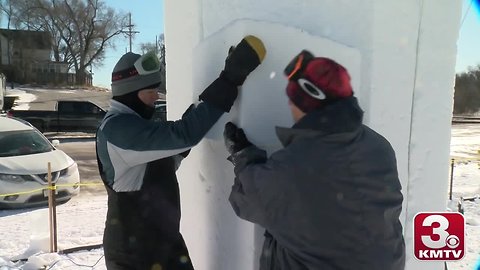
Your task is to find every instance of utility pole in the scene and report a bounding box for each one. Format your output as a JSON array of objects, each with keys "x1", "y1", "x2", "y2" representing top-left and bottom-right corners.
[{"x1": 121, "y1": 13, "x2": 139, "y2": 52}]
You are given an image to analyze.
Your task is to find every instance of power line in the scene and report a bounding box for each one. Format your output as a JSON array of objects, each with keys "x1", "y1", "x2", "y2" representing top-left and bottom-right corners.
[
  {"x1": 120, "y1": 13, "x2": 139, "y2": 52},
  {"x1": 460, "y1": 0, "x2": 474, "y2": 30}
]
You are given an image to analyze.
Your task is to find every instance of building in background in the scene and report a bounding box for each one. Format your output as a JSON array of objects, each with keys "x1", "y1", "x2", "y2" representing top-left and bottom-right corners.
[{"x1": 0, "y1": 29, "x2": 91, "y2": 86}]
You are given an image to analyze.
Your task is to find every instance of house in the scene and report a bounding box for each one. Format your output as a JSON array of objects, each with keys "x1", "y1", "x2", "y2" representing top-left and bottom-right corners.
[{"x1": 0, "y1": 29, "x2": 91, "y2": 86}]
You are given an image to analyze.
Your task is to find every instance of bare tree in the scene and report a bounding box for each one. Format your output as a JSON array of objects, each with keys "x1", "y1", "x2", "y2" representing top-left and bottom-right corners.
[
  {"x1": 454, "y1": 65, "x2": 480, "y2": 115},
  {"x1": 139, "y1": 33, "x2": 166, "y2": 92},
  {"x1": 4, "y1": 0, "x2": 129, "y2": 85},
  {"x1": 0, "y1": 0, "x2": 14, "y2": 29},
  {"x1": 0, "y1": 0, "x2": 15, "y2": 66}
]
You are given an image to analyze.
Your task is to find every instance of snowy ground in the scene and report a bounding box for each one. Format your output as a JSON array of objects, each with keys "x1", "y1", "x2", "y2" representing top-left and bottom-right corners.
[
  {"x1": 0, "y1": 193, "x2": 107, "y2": 270},
  {"x1": 446, "y1": 123, "x2": 480, "y2": 270},
  {"x1": 1, "y1": 87, "x2": 480, "y2": 269}
]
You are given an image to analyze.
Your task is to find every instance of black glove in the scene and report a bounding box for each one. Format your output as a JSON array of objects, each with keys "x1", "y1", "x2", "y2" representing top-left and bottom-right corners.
[
  {"x1": 224, "y1": 122, "x2": 253, "y2": 155},
  {"x1": 222, "y1": 35, "x2": 266, "y2": 86},
  {"x1": 199, "y1": 35, "x2": 266, "y2": 112}
]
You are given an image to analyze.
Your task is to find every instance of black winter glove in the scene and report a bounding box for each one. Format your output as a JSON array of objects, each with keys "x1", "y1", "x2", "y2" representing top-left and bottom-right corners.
[
  {"x1": 222, "y1": 35, "x2": 266, "y2": 86},
  {"x1": 224, "y1": 122, "x2": 253, "y2": 155},
  {"x1": 199, "y1": 35, "x2": 266, "y2": 112},
  {"x1": 199, "y1": 76, "x2": 238, "y2": 112}
]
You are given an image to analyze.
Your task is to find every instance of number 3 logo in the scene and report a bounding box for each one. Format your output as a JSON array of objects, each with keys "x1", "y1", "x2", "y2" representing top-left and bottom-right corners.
[
  {"x1": 421, "y1": 214, "x2": 449, "y2": 249},
  {"x1": 414, "y1": 212, "x2": 465, "y2": 261}
]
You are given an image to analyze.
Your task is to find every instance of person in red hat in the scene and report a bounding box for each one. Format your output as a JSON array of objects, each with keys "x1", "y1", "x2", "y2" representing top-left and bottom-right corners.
[{"x1": 223, "y1": 50, "x2": 405, "y2": 270}]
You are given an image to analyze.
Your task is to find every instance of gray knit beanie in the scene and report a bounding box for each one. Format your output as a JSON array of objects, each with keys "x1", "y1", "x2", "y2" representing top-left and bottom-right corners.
[{"x1": 111, "y1": 52, "x2": 162, "y2": 96}]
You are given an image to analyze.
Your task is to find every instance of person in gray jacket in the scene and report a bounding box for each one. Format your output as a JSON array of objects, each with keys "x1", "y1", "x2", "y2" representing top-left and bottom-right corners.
[
  {"x1": 96, "y1": 36, "x2": 266, "y2": 270},
  {"x1": 223, "y1": 50, "x2": 405, "y2": 270}
]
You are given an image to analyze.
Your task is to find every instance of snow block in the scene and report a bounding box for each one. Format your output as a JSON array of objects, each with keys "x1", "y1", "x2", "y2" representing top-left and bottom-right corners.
[
  {"x1": 181, "y1": 19, "x2": 362, "y2": 270},
  {"x1": 192, "y1": 19, "x2": 361, "y2": 152}
]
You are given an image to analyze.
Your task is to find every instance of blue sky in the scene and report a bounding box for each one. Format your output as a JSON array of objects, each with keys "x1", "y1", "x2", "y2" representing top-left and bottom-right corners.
[
  {"x1": 92, "y1": 0, "x2": 480, "y2": 88},
  {"x1": 0, "y1": 1, "x2": 478, "y2": 88},
  {"x1": 456, "y1": 0, "x2": 480, "y2": 73},
  {"x1": 93, "y1": 0, "x2": 165, "y2": 88}
]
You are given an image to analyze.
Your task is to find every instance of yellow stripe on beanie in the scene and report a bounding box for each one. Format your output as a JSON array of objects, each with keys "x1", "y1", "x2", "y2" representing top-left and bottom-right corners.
[{"x1": 244, "y1": 35, "x2": 266, "y2": 63}]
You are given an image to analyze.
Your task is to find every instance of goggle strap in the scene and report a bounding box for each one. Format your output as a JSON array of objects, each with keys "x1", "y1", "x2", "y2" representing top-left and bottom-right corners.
[
  {"x1": 112, "y1": 66, "x2": 139, "y2": 82},
  {"x1": 298, "y1": 78, "x2": 326, "y2": 100},
  {"x1": 287, "y1": 54, "x2": 304, "y2": 80}
]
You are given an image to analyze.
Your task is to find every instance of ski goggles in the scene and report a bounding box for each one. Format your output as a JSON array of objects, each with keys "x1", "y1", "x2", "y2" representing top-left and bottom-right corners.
[
  {"x1": 112, "y1": 51, "x2": 161, "y2": 82},
  {"x1": 284, "y1": 50, "x2": 327, "y2": 100},
  {"x1": 284, "y1": 50, "x2": 314, "y2": 81},
  {"x1": 134, "y1": 51, "x2": 161, "y2": 75}
]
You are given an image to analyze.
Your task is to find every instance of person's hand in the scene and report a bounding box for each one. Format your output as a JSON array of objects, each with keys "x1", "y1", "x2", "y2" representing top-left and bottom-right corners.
[
  {"x1": 221, "y1": 35, "x2": 266, "y2": 86},
  {"x1": 198, "y1": 35, "x2": 266, "y2": 112},
  {"x1": 224, "y1": 122, "x2": 253, "y2": 155}
]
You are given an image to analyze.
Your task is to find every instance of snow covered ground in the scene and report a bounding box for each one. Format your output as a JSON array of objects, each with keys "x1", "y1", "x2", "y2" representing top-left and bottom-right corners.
[
  {"x1": 1, "y1": 87, "x2": 480, "y2": 269},
  {"x1": 446, "y1": 123, "x2": 480, "y2": 270},
  {"x1": 0, "y1": 193, "x2": 107, "y2": 270}
]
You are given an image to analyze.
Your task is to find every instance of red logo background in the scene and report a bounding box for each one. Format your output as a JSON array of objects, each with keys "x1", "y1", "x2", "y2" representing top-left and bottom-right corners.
[{"x1": 414, "y1": 212, "x2": 465, "y2": 261}]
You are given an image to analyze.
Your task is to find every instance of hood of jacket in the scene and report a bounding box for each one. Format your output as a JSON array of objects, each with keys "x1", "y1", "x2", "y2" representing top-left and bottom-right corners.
[{"x1": 276, "y1": 96, "x2": 364, "y2": 147}]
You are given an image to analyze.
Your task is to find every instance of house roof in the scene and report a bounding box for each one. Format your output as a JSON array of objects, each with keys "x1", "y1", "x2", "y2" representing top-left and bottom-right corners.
[{"x1": 0, "y1": 29, "x2": 51, "y2": 50}]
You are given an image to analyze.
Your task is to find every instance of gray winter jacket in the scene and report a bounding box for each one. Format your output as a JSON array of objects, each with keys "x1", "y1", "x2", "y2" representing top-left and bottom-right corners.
[
  {"x1": 96, "y1": 100, "x2": 224, "y2": 269},
  {"x1": 229, "y1": 97, "x2": 405, "y2": 270}
]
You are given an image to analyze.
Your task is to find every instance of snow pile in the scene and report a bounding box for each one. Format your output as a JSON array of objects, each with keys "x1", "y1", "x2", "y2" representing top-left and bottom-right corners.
[{"x1": 0, "y1": 194, "x2": 107, "y2": 269}]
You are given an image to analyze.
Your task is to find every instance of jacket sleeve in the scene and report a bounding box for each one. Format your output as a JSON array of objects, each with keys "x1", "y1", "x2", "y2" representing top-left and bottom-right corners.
[
  {"x1": 228, "y1": 145, "x2": 292, "y2": 228},
  {"x1": 102, "y1": 101, "x2": 223, "y2": 167}
]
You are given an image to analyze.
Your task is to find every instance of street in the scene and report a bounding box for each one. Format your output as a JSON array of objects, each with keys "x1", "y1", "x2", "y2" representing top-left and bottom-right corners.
[{"x1": 56, "y1": 139, "x2": 106, "y2": 195}]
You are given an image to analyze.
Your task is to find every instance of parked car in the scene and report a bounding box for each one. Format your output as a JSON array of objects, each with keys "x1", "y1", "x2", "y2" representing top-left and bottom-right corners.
[
  {"x1": 0, "y1": 116, "x2": 80, "y2": 209},
  {"x1": 7, "y1": 100, "x2": 106, "y2": 133}
]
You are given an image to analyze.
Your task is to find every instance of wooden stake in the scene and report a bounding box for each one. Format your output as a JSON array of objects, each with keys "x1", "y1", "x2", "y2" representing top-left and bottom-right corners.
[
  {"x1": 52, "y1": 184, "x2": 58, "y2": 252},
  {"x1": 449, "y1": 159, "x2": 455, "y2": 201},
  {"x1": 47, "y1": 162, "x2": 58, "y2": 252}
]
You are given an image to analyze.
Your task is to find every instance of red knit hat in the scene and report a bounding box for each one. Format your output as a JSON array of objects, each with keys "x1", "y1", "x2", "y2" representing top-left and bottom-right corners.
[{"x1": 284, "y1": 50, "x2": 353, "y2": 113}]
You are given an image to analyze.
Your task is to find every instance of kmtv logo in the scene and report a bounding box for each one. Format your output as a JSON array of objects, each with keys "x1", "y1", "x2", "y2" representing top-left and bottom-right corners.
[{"x1": 414, "y1": 212, "x2": 465, "y2": 261}]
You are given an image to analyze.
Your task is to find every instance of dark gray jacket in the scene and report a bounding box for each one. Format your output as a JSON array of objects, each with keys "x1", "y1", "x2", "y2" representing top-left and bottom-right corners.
[{"x1": 229, "y1": 97, "x2": 405, "y2": 270}]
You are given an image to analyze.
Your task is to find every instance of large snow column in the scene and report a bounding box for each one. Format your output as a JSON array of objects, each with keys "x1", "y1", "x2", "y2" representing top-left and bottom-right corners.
[
  {"x1": 402, "y1": 1, "x2": 463, "y2": 269},
  {"x1": 164, "y1": 1, "x2": 462, "y2": 269}
]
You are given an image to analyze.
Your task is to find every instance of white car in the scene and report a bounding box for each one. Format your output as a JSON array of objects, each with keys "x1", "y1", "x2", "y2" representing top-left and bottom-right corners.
[{"x1": 0, "y1": 116, "x2": 80, "y2": 209}]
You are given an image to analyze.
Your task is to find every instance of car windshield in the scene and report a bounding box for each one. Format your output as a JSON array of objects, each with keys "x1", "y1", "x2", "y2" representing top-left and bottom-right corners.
[{"x1": 0, "y1": 130, "x2": 54, "y2": 157}]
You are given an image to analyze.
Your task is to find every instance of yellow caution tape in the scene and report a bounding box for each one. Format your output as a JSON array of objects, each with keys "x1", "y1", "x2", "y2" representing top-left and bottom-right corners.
[{"x1": 0, "y1": 182, "x2": 104, "y2": 197}]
